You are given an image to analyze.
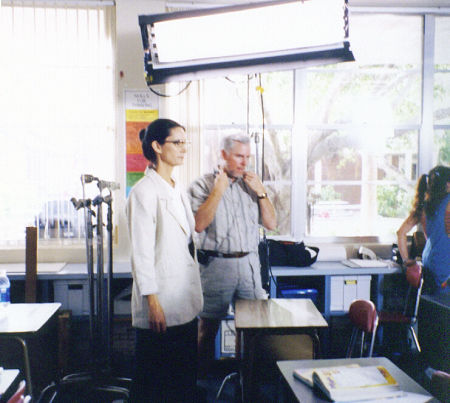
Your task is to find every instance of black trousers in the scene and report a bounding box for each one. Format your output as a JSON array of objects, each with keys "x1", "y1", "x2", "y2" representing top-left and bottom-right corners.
[{"x1": 130, "y1": 318, "x2": 198, "y2": 403}]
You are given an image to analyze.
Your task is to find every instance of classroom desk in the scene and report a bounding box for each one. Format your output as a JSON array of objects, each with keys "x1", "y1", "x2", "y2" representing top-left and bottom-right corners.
[
  {"x1": 270, "y1": 261, "x2": 402, "y2": 319},
  {"x1": 277, "y1": 357, "x2": 436, "y2": 403},
  {"x1": 6, "y1": 261, "x2": 401, "y2": 317},
  {"x1": 0, "y1": 303, "x2": 61, "y2": 398},
  {"x1": 5, "y1": 262, "x2": 132, "y2": 304},
  {"x1": 235, "y1": 298, "x2": 328, "y2": 403},
  {"x1": 5, "y1": 262, "x2": 132, "y2": 281},
  {"x1": 0, "y1": 369, "x2": 20, "y2": 403}
]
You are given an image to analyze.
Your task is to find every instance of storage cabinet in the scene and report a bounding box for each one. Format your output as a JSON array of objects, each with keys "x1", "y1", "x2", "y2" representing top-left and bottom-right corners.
[
  {"x1": 53, "y1": 279, "x2": 92, "y2": 316},
  {"x1": 330, "y1": 275, "x2": 371, "y2": 312}
]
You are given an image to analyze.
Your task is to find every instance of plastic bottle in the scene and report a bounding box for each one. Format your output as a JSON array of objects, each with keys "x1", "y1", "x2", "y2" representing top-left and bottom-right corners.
[{"x1": 0, "y1": 269, "x2": 11, "y2": 309}]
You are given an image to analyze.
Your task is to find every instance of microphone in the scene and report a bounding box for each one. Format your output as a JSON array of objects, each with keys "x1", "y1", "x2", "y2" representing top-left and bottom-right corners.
[{"x1": 98, "y1": 180, "x2": 120, "y2": 191}]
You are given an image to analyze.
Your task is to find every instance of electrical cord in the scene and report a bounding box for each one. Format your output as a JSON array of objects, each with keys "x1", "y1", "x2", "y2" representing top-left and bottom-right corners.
[
  {"x1": 147, "y1": 81, "x2": 192, "y2": 97},
  {"x1": 225, "y1": 74, "x2": 255, "y2": 84},
  {"x1": 257, "y1": 73, "x2": 265, "y2": 181}
]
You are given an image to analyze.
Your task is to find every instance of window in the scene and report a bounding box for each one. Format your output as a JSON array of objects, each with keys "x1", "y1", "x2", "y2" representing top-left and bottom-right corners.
[
  {"x1": 200, "y1": 72, "x2": 294, "y2": 236},
  {"x1": 0, "y1": 3, "x2": 115, "y2": 244},
  {"x1": 199, "y1": 11, "x2": 447, "y2": 240},
  {"x1": 304, "y1": 14, "x2": 422, "y2": 237},
  {"x1": 434, "y1": 16, "x2": 450, "y2": 166}
]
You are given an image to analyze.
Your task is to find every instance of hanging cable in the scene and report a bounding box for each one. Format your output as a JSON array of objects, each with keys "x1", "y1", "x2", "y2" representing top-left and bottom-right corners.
[
  {"x1": 224, "y1": 75, "x2": 255, "y2": 84},
  {"x1": 256, "y1": 73, "x2": 265, "y2": 181},
  {"x1": 146, "y1": 81, "x2": 192, "y2": 97}
]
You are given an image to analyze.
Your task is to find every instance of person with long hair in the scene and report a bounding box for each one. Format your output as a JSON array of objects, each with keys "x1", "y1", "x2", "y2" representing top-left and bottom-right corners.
[
  {"x1": 126, "y1": 118, "x2": 203, "y2": 402},
  {"x1": 396, "y1": 165, "x2": 450, "y2": 293}
]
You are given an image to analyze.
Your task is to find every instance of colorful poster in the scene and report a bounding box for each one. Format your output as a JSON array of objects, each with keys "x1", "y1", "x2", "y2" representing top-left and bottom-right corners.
[{"x1": 125, "y1": 90, "x2": 158, "y2": 195}]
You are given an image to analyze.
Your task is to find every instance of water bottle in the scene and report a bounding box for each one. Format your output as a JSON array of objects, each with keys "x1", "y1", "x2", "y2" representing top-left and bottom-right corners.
[{"x1": 0, "y1": 269, "x2": 11, "y2": 308}]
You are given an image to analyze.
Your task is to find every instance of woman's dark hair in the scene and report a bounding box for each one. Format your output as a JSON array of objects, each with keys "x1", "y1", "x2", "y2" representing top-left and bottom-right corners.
[
  {"x1": 411, "y1": 174, "x2": 428, "y2": 220},
  {"x1": 411, "y1": 165, "x2": 449, "y2": 219},
  {"x1": 424, "y1": 165, "x2": 450, "y2": 217},
  {"x1": 139, "y1": 118, "x2": 185, "y2": 164}
]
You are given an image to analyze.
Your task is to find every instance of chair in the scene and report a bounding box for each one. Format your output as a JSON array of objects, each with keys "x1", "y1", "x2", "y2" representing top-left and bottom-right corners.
[
  {"x1": 378, "y1": 262, "x2": 423, "y2": 353},
  {"x1": 429, "y1": 369, "x2": 450, "y2": 403},
  {"x1": 7, "y1": 380, "x2": 26, "y2": 403},
  {"x1": 346, "y1": 299, "x2": 378, "y2": 358}
]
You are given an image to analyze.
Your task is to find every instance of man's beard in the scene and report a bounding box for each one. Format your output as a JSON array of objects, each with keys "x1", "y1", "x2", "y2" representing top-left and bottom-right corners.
[{"x1": 225, "y1": 168, "x2": 243, "y2": 179}]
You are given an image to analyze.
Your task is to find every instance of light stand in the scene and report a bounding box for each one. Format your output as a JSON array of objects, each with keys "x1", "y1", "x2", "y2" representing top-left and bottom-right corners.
[
  {"x1": 38, "y1": 176, "x2": 129, "y2": 402},
  {"x1": 104, "y1": 193, "x2": 114, "y2": 369},
  {"x1": 92, "y1": 194, "x2": 106, "y2": 369},
  {"x1": 70, "y1": 197, "x2": 96, "y2": 368}
]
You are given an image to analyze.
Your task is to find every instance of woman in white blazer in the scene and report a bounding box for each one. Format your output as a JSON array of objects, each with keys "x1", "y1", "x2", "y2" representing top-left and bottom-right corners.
[{"x1": 126, "y1": 118, "x2": 203, "y2": 403}]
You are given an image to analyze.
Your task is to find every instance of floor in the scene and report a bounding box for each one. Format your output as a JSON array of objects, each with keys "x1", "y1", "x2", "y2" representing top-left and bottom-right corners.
[{"x1": 29, "y1": 318, "x2": 438, "y2": 403}]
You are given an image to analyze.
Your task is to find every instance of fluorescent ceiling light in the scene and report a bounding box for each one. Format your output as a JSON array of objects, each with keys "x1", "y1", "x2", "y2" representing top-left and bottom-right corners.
[{"x1": 139, "y1": 0, "x2": 354, "y2": 84}]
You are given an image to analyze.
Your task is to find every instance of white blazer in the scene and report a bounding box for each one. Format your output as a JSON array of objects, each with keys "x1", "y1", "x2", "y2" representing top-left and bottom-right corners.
[{"x1": 126, "y1": 167, "x2": 203, "y2": 328}]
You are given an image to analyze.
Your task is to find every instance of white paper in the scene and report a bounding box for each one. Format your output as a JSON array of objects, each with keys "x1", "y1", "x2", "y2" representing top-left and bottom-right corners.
[{"x1": 317, "y1": 245, "x2": 347, "y2": 261}]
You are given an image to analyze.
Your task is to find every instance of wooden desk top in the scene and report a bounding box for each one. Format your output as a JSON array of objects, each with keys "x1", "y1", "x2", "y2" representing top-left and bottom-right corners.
[
  {"x1": 235, "y1": 298, "x2": 328, "y2": 330},
  {"x1": 0, "y1": 303, "x2": 61, "y2": 334},
  {"x1": 277, "y1": 357, "x2": 436, "y2": 403}
]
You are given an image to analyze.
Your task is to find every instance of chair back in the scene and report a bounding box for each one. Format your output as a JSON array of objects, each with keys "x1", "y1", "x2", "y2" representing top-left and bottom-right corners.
[
  {"x1": 349, "y1": 299, "x2": 378, "y2": 333},
  {"x1": 347, "y1": 299, "x2": 378, "y2": 358},
  {"x1": 7, "y1": 380, "x2": 26, "y2": 403},
  {"x1": 406, "y1": 262, "x2": 422, "y2": 288},
  {"x1": 404, "y1": 263, "x2": 424, "y2": 318}
]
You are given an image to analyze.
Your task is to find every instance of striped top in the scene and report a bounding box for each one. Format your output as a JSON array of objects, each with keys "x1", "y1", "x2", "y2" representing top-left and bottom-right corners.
[{"x1": 188, "y1": 173, "x2": 261, "y2": 253}]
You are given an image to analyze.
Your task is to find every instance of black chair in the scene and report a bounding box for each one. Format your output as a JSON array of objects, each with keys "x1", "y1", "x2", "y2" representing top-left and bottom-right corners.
[{"x1": 378, "y1": 262, "x2": 423, "y2": 353}]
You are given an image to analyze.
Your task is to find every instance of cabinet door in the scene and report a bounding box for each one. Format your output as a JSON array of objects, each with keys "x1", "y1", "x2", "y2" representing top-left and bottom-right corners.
[{"x1": 330, "y1": 276, "x2": 344, "y2": 311}]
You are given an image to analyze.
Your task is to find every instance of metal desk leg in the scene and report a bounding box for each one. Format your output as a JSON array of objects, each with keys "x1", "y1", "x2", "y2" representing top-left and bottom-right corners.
[
  {"x1": 240, "y1": 331, "x2": 261, "y2": 403},
  {"x1": 311, "y1": 329, "x2": 322, "y2": 359},
  {"x1": 13, "y1": 336, "x2": 33, "y2": 398}
]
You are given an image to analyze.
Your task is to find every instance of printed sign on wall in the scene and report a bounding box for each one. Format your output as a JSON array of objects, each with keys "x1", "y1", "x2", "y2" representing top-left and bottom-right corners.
[{"x1": 125, "y1": 90, "x2": 158, "y2": 195}]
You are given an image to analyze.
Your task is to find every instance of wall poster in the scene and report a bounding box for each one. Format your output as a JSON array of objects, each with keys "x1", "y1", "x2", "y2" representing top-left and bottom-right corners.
[{"x1": 125, "y1": 89, "x2": 158, "y2": 195}]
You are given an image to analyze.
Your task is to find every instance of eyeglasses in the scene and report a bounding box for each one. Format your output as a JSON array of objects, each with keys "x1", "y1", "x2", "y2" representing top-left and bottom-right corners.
[{"x1": 165, "y1": 140, "x2": 191, "y2": 147}]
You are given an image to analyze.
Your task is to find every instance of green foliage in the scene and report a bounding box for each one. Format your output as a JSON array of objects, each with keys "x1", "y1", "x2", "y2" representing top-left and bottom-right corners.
[
  {"x1": 437, "y1": 131, "x2": 450, "y2": 165},
  {"x1": 377, "y1": 185, "x2": 411, "y2": 218},
  {"x1": 319, "y1": 186, "x2": 342, "y2": 201}
]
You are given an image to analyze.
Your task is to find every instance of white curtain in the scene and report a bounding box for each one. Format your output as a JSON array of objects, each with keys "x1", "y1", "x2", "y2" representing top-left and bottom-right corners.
[{"x1": 0, "y1": 2, "x2": 115, "y2": 243}]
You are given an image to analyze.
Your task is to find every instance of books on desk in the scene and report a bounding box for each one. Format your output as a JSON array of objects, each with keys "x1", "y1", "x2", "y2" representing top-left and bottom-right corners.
[
  {"x1": 341, "y1": 259, "x2": 389, "y2": 268},
  {"x1": 293, "y1": 364, "x2": 403, "y2": 402},
  {"x1": 294, "y1": 364, "x2": 360, "y2": 387}
]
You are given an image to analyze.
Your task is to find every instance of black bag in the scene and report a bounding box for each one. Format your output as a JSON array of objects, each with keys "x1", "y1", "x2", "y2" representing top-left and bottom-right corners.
[{"x1": 264, "y1": 240, "x2": 319, "y2": 267}]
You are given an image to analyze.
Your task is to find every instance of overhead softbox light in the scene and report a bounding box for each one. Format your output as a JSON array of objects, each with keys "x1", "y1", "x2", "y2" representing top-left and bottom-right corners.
[{"x1": 138, "y1": 0, "x2": 354, "y2": 84}]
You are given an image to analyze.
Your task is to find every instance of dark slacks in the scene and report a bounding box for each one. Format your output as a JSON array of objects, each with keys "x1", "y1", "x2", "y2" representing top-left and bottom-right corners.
[{"x1": 130, "y1": 318, "x2": 198, "y2": 403}]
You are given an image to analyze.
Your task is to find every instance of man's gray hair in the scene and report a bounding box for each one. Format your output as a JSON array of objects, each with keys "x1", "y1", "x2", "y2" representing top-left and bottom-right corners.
[{"x1": 221, "y1": 133, "x2": 250, "y2": 152}]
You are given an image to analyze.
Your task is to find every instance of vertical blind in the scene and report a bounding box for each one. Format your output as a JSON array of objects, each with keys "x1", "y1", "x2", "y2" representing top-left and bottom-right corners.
[{"x1": 0, "y1": 2, "x2": 115, "y2": 244}]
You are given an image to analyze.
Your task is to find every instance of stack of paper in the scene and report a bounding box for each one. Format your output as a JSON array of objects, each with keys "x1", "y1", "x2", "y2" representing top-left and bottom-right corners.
[
  {"x1": 294, "y1": 365, "x2": 402, "y2": 402},
  {"x1": 341, "y1": 259, "x2": 389, "y2": 268}
]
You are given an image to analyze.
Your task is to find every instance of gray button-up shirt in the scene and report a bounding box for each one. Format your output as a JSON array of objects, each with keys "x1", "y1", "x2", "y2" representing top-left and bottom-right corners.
[{"x1": 188, "y1": 173, "x2": 261, "y2": 253}]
